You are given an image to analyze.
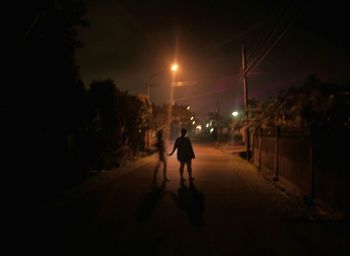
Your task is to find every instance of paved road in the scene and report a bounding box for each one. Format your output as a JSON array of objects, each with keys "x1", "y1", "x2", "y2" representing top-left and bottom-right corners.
[{"x1": 35, "y1": 143, "x2": 349, "y2": 255}]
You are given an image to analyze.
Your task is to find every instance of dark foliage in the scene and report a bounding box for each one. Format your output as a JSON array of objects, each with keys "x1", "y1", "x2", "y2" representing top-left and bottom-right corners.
[{"x1": 242, "y1": 75, "x2": 350, "y2": 132}]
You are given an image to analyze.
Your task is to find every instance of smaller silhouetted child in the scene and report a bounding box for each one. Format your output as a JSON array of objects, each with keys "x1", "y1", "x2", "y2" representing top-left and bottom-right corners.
[
  {"x1": 153, "y1": 130, "x2": 169, "y2": 183},
  {"x1": 169, "y1": 128, "x2": 195, "y2": 183}
]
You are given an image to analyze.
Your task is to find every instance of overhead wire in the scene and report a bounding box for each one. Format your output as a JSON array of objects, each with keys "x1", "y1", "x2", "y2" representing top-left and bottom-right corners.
[
  {"x1": 246, "y1": 1, "x2": 294, "y2": 72},
  {"x1": 246, "y1": 2, "x2": 289, "y2": 63},
  {"x1": 245, "y1": 3, "x2": 306, "y2": 76}
]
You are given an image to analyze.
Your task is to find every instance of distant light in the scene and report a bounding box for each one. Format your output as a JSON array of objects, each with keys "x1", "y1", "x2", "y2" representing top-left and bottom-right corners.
[
  {"x1": 206, "y1": 123, "x2": 209, "y2": 128},
  {"x1": 186, "y1": 106, "x2": 190, "y2": 110},
  {"x1": 210, "y1": 128, "x2": 214, "y2": 133},
  {"x1": 196, "y1": 125, "x2": 202, "y2": 131},
  {"x1": 232, "y1": 111, "x2": 239, "y2": 117},
  {"x1": 190, "y1": 116, "x2": 194, "y2": 120},
  {"x1": 192, "y1": 121, "x2": 196, "y2": 125}
]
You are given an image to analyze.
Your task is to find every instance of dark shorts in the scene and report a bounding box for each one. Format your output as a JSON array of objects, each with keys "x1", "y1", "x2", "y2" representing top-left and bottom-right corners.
[{"x1": 178, "y1": 158, "x2": 192, "y2": 163}]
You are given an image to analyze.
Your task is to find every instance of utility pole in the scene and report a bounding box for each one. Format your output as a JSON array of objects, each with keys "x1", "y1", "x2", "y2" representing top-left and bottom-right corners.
[{"x1": 241, "y1": 44, "x2": 250, "y2": 160}]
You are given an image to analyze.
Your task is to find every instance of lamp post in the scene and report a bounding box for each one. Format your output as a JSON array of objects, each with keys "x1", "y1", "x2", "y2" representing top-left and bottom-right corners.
[{"x1": 167, "y1": 63, "x2": 178, "y2": 141}]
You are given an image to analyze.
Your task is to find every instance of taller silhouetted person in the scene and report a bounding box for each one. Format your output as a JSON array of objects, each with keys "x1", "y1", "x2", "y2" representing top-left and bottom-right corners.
[{"x1": 169, "y1": 128, "x2": 195, "y2": 183}]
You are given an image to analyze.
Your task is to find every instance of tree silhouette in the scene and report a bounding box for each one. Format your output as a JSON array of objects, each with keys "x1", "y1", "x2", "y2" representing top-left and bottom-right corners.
[
  {"x1": 234, "y1": 75, "x2": 349, "y2": 135},
  {"x1": 87, "y1": 79, "x2": 152, "y2": 170},
  {"x1": 2, "y1": 1, "x2": 89, "y2": 201}
]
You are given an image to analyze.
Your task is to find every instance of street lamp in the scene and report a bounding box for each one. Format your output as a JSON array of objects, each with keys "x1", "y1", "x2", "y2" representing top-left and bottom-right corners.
[{"x1": 232, "y1": 111, "x2": 239, "y2": 117}]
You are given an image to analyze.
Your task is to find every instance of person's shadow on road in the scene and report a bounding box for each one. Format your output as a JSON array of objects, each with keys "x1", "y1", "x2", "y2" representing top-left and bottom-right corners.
[
  {"x1": 137, "y1": 180, "x2": 166, "y2": 223},
  {"x1": 173, "y1": 181, "x2": 205, "y2": 228}
]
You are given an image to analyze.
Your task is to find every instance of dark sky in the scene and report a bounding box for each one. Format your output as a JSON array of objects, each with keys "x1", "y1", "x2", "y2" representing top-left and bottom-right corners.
[{"x1": 76, "y1": 0, "x2": 350, "y2": 120}]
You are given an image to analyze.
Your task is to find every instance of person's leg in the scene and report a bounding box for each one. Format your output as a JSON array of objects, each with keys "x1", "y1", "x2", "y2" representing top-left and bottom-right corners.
[
  {"x1": 186, "y1": 160, "x2": 194, "y2": 182},
  {"x1": 153, "y1": 161, "x2": 160, "y2": 182},
  {"x1": 163, "y1": 159, "x2": 169, "y2": 181},
  {"x1": 179, "y1": 161, "x2": 185, "y2": 181}
]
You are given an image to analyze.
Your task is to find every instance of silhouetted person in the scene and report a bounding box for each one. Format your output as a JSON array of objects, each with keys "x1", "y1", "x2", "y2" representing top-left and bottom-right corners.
[
  {"x1": 153, "y1": 130, "x2": 169, "y2": 183},
  {"x1": 169, "y1": 128, "x2": 195, "y2": 183}
]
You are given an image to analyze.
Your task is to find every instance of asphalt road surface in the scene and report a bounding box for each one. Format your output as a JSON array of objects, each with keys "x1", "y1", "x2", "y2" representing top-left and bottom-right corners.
[{"x1": 32, "y1": 143, "x2": 349, "y2": 255}]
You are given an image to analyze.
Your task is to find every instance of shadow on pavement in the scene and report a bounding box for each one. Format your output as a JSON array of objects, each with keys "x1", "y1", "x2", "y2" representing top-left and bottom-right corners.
[
  {"x1": 173, "y1": 181, "x2": 205, "y2": 228},
  {"x1": 137, "y1": 180, "x2": 166, "y2": 223}
]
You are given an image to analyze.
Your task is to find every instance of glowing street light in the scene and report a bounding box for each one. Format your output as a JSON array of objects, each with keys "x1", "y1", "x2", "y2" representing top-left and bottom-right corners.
[
  {"x1": 171, "y1": 63, "x2": 178, "y2": 72},
  {"x1": 206, "y1": 123, "x2": 209, "y2": 128},
  {"x1": 190, "y1": 116, "x2": 194, "y2": 120},
  {"x1": 186, "y1": 105, "x2": 190, "y2": 110},
  {"x1": 192, "y1": 121, "x2": 196, "y2": 125}
]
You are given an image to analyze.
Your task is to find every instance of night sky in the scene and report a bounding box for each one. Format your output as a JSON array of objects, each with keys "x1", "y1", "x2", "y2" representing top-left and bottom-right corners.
[{"x1": 76, "y1": 0, "x2": 350, "y2": 119}]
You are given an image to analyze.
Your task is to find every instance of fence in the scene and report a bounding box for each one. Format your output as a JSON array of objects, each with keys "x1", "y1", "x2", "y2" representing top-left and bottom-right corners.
[{"x1": 252, "y1": 127, "x2": 350, "y2": 215}]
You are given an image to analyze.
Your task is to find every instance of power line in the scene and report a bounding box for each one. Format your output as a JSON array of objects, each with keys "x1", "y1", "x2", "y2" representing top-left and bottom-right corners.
[
  {"x1": 245, "y1": 4, "x2": 306, "y2": 76},
  {"x1": 246, "y1": 2, "x2": 289, "y2": 62},
  {"x1": 246, "y1": 2, "x2": 293, "y2": 70},
  {"x1": 206, "y1": 20, "x2": 266, "y2": 50}
]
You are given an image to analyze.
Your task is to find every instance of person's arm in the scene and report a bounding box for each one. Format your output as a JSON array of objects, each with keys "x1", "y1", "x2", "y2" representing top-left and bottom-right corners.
[{"x1": 169, "y1": 139, "x2": 178, "y2": 156}]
